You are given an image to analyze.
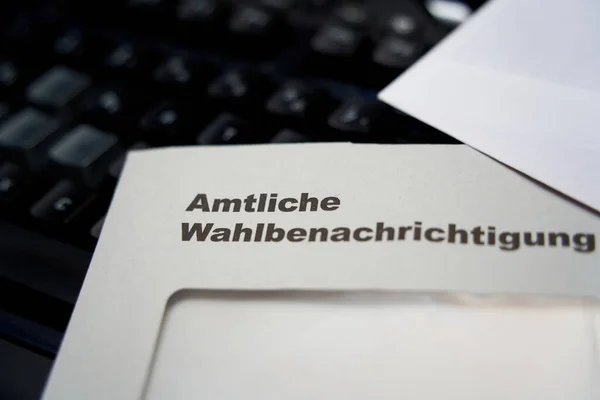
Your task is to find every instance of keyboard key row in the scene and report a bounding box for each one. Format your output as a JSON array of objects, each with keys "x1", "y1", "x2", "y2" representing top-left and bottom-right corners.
[
  {"x1": 0, "y1": 158, "x2": 113, "y2": 241},
  {"x1": 9, "y1": 4, "x2": 434, "y2": 89},
  {"x1": 20, "y1": 65, "x2": 401, "y2": 132},
  {"x1": 0, "y1": 59, "x2": 458, "y2": 206},
  {"x1": 0, "y1": 109, "x2": 121, "y2": 186},
  {"x1": 118, "y1": 0, "x2": 429, "y2": 39}
]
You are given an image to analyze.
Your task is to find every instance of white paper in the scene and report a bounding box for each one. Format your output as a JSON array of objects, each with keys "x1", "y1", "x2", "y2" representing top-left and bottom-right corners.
[
  {"x1": 379, "y1": 0, "x2": 600, "y2": 212},
  {"x1": 41, "y1": 144, "x2": 600, "y2": 400}
]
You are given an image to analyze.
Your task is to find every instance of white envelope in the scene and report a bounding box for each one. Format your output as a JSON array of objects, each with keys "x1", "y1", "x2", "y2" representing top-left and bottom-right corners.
[
  {"x1": 41, "y1": 144, "x2": 600, "y2": 400},
  {"x1": 145, "y1": 291, "x2": 600, "y2": 400},
  {"x1": 379, "y1": 0, "x2": 600, "y2": 212}
]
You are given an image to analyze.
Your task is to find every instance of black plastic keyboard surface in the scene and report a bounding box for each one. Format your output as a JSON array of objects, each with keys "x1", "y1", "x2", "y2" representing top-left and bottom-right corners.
[{"x1": 0, "y1": 0, "x2": 462, "y2": 359}]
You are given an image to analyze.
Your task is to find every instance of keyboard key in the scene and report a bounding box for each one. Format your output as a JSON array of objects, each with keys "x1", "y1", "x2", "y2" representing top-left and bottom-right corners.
[
  {"x1": 0, "y1": 108, "x2": 62, "y2": 169},
  {"x1": 108, "y1": 142, "x2": 149, "y2": 179},
  {"x1": 227, "y1": 5, "x2": 285, "y2": 58},
  {"x1": 176, "y1": 0, "x2": 229, "y2": 28},
  {"x1": 139, "y1": 101, "x2": 197, "y2": 144},
  {"x1": 50, "y1": 29, "x2": 101, "y2": 68},
  {"x1": 102, "y1": 42, "x2": 160, "y2": 80},
  {"x1": 26, "y1": 66, "x2": 91, "y2": 112},
  {"x1": 332, "y1": 3, "x2": 370, "y2": 27},
  {"x1": 30, "y1": 180, "x2": 91, "y2": 223},
  {"x1": 270, "y1": 129, "x2": 311, "y2": 143},
  {"x1": 153, "y1": 55, "x2": 192, "y2": 86},
  {"x1": 207, "y1": 69, "x2": 271, "y2": 114},
  {"x1": 207, "y1": 69, "x2": 250, "y2": 99},
  {"x1": 175, "y1": 0, "x2": 229, "y2": 48},
  {"x1": 104, "y1": 43, "x2": 138, "y2": 72},
  {"x1": 311, "y1": 24, "x2": 363, "y2": 57},
  {"x1": 266, "y1": 83, "x2": 310, "y2": 117},
  {"x1": 387, "y1": 14, "x2": 420, "y2": 36},
  {"x1": 48, "y1": 125, "x2": 121, "y2": 187},
  {"x1": 75, "y1": 85, "x2": 149, "y2": 133},
  {"x1": 307, "y1": 23, "x2": 369, "y2": 82},
  {"x1": 0, "y1": 162, "x2": 27, "y2": 202},
  {"x1": 266, "y1": 81, "x2": 335, "y2": 128},
  {"x1": 177, "y1": 0, "x2": 220, "y2": 21},
  {"x1": 369, "y1": 36, "x2": 424, "y2": 88},
  {"x1": 229, "y1": 5, "x2": 275, "y2": 36},
  {"x1": 90, "y1": 216, "x2": 106, "y2": 239},
  {"x1": 373, "y1": 36, "x2": 422, "y2": 69},
  {"x1": 196, "y1": 113, "x2": 255, "y2": 145},
  {"x1": 153, "y1": 54, "x2": 216, "y2": 95},
  {"x1": 425, "y1": 0, "x2": 472, "y2": 28},
  {"x1": 77, "y1": 87, "x2": 124, "y2": 118},
  {"x1": 328, "y1": 97, "x2": 387, "y2": 139}
]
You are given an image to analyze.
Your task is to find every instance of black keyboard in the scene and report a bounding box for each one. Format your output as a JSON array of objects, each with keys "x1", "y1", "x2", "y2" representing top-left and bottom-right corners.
[{"x1": 0, "y1": 0, "x2": 465, "y2": 362}]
